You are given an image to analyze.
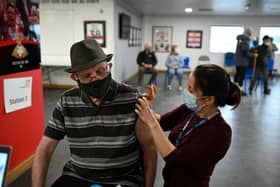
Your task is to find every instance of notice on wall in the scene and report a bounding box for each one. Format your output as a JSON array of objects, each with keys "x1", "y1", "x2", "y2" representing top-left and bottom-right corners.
[{"x1": 4, "y1": 77, "x2": 32, "y2": 113}]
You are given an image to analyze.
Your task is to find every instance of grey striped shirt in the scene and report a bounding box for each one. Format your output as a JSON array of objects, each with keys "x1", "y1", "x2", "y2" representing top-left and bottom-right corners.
[{"x1": 45, "y1": 79, "x2": 143, "y2": 186}]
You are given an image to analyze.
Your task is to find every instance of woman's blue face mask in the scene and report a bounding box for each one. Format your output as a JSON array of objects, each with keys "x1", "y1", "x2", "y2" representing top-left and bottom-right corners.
[{"x1": 182, "y1": 89, "x2": 207, "y2": 111}]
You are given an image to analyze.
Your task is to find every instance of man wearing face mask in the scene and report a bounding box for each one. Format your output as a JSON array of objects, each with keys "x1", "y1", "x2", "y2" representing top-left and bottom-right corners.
[
  {"x1": 32, "y1": 39, "x2": 157, "y2": 187},
  {"x1": 249, "y1": 35, "x2": 271, "y2": 95}
]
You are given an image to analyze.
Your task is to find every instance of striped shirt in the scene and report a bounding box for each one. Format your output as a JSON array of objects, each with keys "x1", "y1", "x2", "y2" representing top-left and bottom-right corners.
[{"x1": 45, "y1": 79, "x2": 143, "y2": 186}]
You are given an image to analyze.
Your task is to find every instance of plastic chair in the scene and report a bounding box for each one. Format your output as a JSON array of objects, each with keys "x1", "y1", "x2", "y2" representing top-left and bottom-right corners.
[
  {"x1": 224, "y1": 52, "x2": 235, "y2": 67},
  {"x1": 198, "y1": 55, "x2": 210, "y2": 64},
  {"x1": 183, "y1": 56, "x2": 190, "y2": 69}
]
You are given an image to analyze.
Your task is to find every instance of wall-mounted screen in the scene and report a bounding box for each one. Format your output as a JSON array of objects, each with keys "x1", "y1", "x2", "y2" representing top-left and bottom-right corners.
[{"x1": 119, "y1": 13, "x2": 131, "y2": 39}]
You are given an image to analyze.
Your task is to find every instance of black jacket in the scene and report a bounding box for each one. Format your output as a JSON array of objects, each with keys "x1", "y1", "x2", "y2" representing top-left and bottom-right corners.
[
  {"x1": 136, "y1": 50, "x2": 157, "y2": 67},
  {"x1": 251, "y1": 44, "x2": 269, "y2": 68}
]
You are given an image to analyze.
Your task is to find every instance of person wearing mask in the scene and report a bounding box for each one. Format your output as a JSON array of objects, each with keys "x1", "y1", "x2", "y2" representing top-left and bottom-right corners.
[
  {"x1": 165, "y1": 44, "x2": 184, "y2": 91},
  {"x1": 135, "y1": 64, "x2": 241, "y2": 187},
  {"x1": 32, "y1": 39, "x2": 157, "y2": 187},
  {"x1": 136, "y1": 42, "x2": 158, "y2": 87},
  {"x1": 268, "y1": 37, "x2": 278, "y2": 64},
  {"x1": 249, "y1": 35, "x2": 272, "y2": 95},
  {"x1": 233, "y1": 28, "x2": 257, "y2": 96}
]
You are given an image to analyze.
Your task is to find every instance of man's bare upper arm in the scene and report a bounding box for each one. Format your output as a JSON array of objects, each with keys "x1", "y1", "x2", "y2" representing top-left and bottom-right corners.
[
  {"x1": 37, "y1": 136, "x2": 59, "y2": 155},
  {"x1": 135, "y1": 120, "x2": 154, "y2": 150}
]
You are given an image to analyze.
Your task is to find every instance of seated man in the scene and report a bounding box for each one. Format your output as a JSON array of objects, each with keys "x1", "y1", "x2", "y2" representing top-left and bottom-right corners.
[
  {"x1": 32, "y1": 39, "x2": 156, "y2": 187},
  {"x1": 136, "y1": 42, "x2": 158, "y2": 86}
]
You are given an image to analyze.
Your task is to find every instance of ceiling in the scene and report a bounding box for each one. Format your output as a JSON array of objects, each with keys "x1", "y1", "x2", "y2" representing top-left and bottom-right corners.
[{"x1": 120, "y1": 0, "x2": 280, "y2": 16}]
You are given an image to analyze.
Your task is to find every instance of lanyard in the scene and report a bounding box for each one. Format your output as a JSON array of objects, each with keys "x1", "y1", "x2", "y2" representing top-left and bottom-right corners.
[{"x1": 175, "y1": 111, "x2": 219, "y2": 147}]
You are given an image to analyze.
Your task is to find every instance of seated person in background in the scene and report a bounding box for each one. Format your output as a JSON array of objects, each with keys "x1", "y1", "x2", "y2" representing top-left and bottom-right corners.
[
  {"x1": 165, "y1": 44, "x2": 184, "y2": 91},
  {"x1": 32, "y1": 39, "x2": 157, "y2": 187},
  {"x1": 136, "y1": 42, "x2": 158, "y2": 87}
]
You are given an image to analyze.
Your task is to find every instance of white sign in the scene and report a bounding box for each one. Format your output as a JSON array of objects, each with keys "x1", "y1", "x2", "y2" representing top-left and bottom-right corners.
[{"x1": 4, "y1": 77, "x2": 32, "y2": 113}]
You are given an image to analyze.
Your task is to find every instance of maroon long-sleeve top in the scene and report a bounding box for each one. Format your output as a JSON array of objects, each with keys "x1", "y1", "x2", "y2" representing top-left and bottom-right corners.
[{"x1": 160, "y1": 104, "x2": 232, "y2": 187}]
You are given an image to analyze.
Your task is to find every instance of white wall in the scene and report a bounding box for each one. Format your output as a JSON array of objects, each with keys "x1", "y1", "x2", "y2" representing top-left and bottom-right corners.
[
  {"x1": 143, "y1": 15, "x2": 280, "y2": 71},
  {"x1": 113, "y1": 1, "x2": 142, "y2": 82},
  {"x1": 42, "y1": 10, "x2": 280, "y2": 85},
  {"x1": 40, "y1": 0, "x2": 115, "y2": 85}
]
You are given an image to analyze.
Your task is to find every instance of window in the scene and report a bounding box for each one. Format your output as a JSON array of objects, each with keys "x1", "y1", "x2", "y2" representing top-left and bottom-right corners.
[
  {"x1": 259, "y1": 27, "x2": 280, "y2": 54},
  {"x1": 210, "y1": 26, "x2": 244, "y2": 53}
]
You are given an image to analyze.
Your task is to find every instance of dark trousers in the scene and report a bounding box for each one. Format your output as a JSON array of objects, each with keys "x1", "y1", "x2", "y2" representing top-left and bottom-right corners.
[
  {"x1": 51, "y1": 175, "x2": 132, "y2": 187},
  {"x1": 249, "y1": 67, "x2": 269, "y2": 92},
  {"x1": 138, "y1": 66, "x2": 157, "y2": 86},
  {"x1": 234, "y1": 66, "x2": 247, "y2": 87}
]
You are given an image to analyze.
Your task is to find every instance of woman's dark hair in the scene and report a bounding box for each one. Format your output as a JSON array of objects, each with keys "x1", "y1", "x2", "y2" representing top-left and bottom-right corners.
[{"x1": 193, "y1": 64, "x2": 241, "y2": 109}]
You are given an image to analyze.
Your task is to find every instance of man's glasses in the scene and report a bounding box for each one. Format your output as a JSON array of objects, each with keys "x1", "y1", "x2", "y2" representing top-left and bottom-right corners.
[{"x1": 77, "y1": 64, "x2": 109, "y2": 82}]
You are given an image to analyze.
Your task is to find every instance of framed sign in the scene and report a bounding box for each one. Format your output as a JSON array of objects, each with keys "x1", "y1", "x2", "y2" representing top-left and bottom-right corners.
[
  {"x1": 186, "y1": 30, "x2": 202, "y2": 48},
  {"x1": 84, "y1": 21, "x2": 106, "y2": 47},
  {"x1": 152, "y1": 26, "x2": 172, "y2": 52}
]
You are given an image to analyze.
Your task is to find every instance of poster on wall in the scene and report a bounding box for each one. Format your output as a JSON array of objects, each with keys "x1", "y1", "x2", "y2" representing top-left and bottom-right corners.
[
  {"x1": 0, "y1": 0, "x2": 41, "y2": 75},
  {"x1": 152, "y1": 26, "x2": 172, "y2": 53},
  {"x1": 84, "y1": 21, "x2": 106, "y2": 47},
  {"x1": 186, "y1": 30, "x2": 203, "y2": 48}
]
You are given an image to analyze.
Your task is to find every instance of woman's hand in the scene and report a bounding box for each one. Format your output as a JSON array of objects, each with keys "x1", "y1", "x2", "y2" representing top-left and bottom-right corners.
[{"x1": 135, "y1": 97, "x2": 159, "y2": 129}]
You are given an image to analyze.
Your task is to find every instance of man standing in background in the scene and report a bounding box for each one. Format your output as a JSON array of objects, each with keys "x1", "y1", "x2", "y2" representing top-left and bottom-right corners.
[
  {"x1": 234, "y1": 28, "x2": 257, "y2": 95},
  {"x1": 136, "y1": 42, "x2": 158, "y2": 87},
  {"x1": 249, "y1": 35, "x2": 271, "y2": 95}
]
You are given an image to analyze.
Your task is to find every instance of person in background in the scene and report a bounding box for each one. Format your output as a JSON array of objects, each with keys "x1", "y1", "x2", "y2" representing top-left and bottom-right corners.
[
  {"x1": 135, "y1": 64, "x2": 241, "y2": 187},
  {"x1": 32, "y1": 39, "x2": 157, "y2": 187},
  {"x1": 0, "y1": 0, "x2": 5, "y2": 40},
  {"x1": 136, "y1": 42, "x2": 158, "y2": 87},
  {"x1": 249, "y1": 35, "x2": 271, "y2": 95},
  {"x1": 267, "y1": 37, "x2": 278, "y2": 76},
  {"x1": 268, "y1": 37, "x2": 278, "y2": 61},
  {"x1": 165, "y1": 44, "x2": 184, "y2": 91},
  {"x1": 2, "y1": 2, "x2": 24, "y2": 40},
  {"x1": 233, "y1": 28, "x2": 257, "y2": 96}
]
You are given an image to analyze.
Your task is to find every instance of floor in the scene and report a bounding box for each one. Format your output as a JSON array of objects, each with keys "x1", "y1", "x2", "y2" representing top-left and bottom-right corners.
[{"x1": 10, "y1": 72, "x2": 280, "y2": 187}]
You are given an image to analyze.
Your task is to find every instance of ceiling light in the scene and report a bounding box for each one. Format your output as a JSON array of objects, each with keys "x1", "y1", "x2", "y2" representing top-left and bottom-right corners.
[{"x1": 184, "y1": 8, "x2": 193, "y2": 13}]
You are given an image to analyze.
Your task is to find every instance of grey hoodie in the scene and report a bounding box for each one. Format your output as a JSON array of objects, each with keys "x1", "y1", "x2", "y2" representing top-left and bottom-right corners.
[{"x1": 234, "y1": 34, "x2": 254, "y2": 66}]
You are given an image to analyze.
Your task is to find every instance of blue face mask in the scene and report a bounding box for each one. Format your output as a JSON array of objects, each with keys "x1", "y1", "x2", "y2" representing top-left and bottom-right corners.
[
  {"x1": 182, "y1": 89, "x2": 207, "y2": 111},
  {"x1": 182, "y1": 89, "x2": 198, "y2": 111}
]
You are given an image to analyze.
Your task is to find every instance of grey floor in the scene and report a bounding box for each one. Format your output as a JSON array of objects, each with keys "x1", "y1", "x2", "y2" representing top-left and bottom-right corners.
[{"x1": 43, "y1": 72, "x2": 280, "y2": 187}]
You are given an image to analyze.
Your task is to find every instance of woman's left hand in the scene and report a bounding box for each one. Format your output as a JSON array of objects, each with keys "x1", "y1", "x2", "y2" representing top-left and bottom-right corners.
[{"x1": 135, "y1": 97, "x2": 159, "y2": 128}]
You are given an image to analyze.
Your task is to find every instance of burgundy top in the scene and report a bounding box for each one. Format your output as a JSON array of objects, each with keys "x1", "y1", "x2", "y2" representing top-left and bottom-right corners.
[{"x1": 160, "y1": 104, "x2": 232, "y2": 187}]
